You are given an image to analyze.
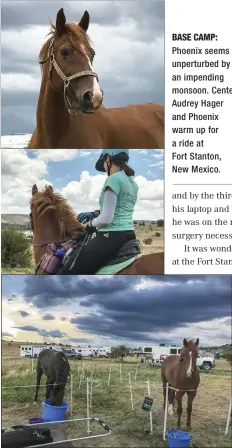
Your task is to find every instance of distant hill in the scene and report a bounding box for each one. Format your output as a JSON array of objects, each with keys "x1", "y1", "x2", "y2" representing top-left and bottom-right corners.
[{"x1": 1, "y1": 214, "x2": 29, "y2": 228}]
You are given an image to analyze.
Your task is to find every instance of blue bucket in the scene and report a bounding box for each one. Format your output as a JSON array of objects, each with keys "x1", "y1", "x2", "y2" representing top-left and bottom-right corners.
[
  {"x1": 42, "y1": 399, "x2": 69, "y2": 422},
  {"x1": 167, "y1": 430, "x2": 191, "y2": 448},
  {"x1": 28, "y1": 418, "x2": 44, "y2": 425}
]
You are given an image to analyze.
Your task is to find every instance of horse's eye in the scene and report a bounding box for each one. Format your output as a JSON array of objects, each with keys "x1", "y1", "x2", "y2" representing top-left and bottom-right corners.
[{"x1": 60, "y1": 48, "x2": 72, "y2": 58}]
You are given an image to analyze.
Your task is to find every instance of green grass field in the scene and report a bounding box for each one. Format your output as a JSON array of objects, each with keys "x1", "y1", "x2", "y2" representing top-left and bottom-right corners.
[{"x1": 2, "y1": 356, "x2": 231, "y2": 447}]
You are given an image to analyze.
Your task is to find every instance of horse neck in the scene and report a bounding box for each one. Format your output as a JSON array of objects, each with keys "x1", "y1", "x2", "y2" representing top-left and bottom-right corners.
[
  {"x1": 37, "y1": 69, "x2": 72, "y2": 146},
  {"x1": 33, "y1": 212, "x2": 63, "y2": 265}
]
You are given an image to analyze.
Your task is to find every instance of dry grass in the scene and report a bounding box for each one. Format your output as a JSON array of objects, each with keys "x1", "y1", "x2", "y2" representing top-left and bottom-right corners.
[{"x1": 2, "y1": 345, "x2": 231, "y2": 447}]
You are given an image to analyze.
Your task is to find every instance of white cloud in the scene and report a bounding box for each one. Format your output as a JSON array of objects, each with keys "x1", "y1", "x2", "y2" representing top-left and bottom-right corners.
[
  {"x1": 36, "y1": 150, "x2": 80, "y2": 162},
  {"x1": 1, "y1": 149, "x2": 163, "y2": 219},
  {"x1": 2, "y1": 20, "x2": 163, "y2": 92}
]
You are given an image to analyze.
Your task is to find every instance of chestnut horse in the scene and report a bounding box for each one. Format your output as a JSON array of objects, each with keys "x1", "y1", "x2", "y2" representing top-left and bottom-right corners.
[
  {"x1": 161, "y1": 338, "x2": 200, "y2": 430},
  {"x1": 28, "y1": 8, "x2": 164, "y2": 149},
  {"x1": 30, "y1": 184, "x2": 164, "y2": 275}
]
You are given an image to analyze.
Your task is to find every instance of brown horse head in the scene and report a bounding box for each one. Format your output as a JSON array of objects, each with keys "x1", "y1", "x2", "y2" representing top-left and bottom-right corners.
[
  {"x1": 30, "y1": 184, "x2": 84, "y2": 265},
  {"x1": 39, "y1": 9, "x2": 103, "y2": 114},
  {"x1": 179, "y1": 338, "x2": 199, "y2": 378}
]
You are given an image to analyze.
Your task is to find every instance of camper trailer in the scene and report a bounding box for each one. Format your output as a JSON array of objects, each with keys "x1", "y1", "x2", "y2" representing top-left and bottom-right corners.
[
  {"x1": 96, "y1": 347, "x2": 112, "y2": 358},
  {"x1": 139, "y1": 345, "x2": 182, "y2": 363},
  {"x1": 20, "y1": 344, "x2": 62, "y2": 358}
]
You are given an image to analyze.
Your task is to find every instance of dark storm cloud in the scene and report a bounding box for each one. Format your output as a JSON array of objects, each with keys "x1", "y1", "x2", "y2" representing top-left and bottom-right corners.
[
  {"x1": 1, "y1": 1, "x2": 164, "y2": 134},
  {"x1": 39, "y1": 329, "x2": 66, "y2": 338},
  {"x1": 70, "y1": 276, "x2": 231, "y2": 341},
  {"x1": 23, "y1": 275, "x2": 138, "y2": 308},
  {"x1": 42, "y1": 314, "x2": 55, "y2": 321},
  {"x1": 15, "y1": 324, "x2": 66, "y2": 338},
  {"x1": 19, "y1": 310, "x2": 29, "y2": 317},
  {"x1": 15, "y1": 325, "x2": 39, "y2": 332},
  {"x1": 1, "y1": 1, "x2": 164, "y2": 33},
  {"x1": 21, "y1": 275, "x2": 231, "y2": 342}
]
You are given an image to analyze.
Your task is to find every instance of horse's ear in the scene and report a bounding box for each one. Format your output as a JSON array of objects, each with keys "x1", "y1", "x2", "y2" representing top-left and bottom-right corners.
[
  {"x1": 32, "y1": 184, "x2": 38, "y2": 196},
  {"x1": 78, "y1": 11, "x2": 90, "y2": 32},
  {"x1": 56, "y1": 8, "x2": 66, "y2": 36},
  {"x1": 47, "y1": 184, "x2": 53, "y2": 193},
  {"x1": 195, "y1": 338, "x2": 199, "y2": 347},
  {"x1": 183, "y1": 338, "x2": 188, "y2": 347}
]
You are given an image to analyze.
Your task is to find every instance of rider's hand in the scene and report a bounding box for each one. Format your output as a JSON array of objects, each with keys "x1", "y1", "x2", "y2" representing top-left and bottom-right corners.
[
  {"x1": 77, "y1": 211, "x2": 100, "y2": 224},
  {"x1": 84, "y1": 221, "x2": 97, "y2": 234},
  {"x1": 77, "y1": 212, "x2": 95, "y2": 224}
]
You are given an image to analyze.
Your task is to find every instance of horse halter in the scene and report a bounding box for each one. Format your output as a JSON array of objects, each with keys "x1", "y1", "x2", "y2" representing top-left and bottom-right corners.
[{"x1": 41, "y1": 38, "x2": 100, "y2": 115}]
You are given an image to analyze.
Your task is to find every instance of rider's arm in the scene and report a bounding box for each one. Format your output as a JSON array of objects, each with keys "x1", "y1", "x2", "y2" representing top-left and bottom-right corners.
[{"x1": 91, "y1": 189, "x2": 117, "y2": 227}]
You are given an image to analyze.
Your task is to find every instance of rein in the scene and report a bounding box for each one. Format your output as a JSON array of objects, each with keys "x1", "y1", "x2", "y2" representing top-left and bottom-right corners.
[{"x1": 40, "y1": 38, "x2": 99, "y2": 115}]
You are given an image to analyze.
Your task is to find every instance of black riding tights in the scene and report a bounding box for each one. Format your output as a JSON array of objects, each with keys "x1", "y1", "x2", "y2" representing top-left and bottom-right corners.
[{"x1": 59, "y1": 230, "x2": 136, "y2": 275}]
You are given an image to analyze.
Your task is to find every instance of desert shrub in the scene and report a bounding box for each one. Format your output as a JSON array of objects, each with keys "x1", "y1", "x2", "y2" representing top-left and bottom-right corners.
[
  {"x1": 155, "y1": 232, "x2": 161, "y2": 237},
  {"x1": 1, "y1": 228, "x2": 32, "y2": 268},
  {"x1": 143, "y1": 238, "x2": 153, "y2": 245},
  {"x1": 156, "y1": 219, "x2": 164, "y2": 227}
]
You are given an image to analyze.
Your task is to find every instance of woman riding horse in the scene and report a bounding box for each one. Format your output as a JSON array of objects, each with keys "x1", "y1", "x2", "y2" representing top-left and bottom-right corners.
[{"x1": 59, "y1": 149, "x2": 138, "y2": 274}]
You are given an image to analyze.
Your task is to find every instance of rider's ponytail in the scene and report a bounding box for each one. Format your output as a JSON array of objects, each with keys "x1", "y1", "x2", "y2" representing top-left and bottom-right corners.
[{"x1": 121, "y1": 164, "x2": 135, "y2": 176}]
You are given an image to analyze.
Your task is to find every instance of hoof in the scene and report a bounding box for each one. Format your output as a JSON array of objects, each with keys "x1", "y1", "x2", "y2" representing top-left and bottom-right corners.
[
  {"x1": 32, "y1": 401, "x2": 37, "y2": 406},
  {"x1": 186, "y1": 425, "x2": 192, "y2": 431},
  {"x1": 168, "y1": 410, "x2": 174, "y2": 416}
]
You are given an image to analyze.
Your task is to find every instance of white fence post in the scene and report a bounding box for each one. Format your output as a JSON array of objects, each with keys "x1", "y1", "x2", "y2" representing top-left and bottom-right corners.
[
  {"x1": 108, "y1": 366, "x2": 112, "y2": 386},
  {"x1": 225, "y1": 395, "x2": 232, "y2": 435},
  {"x1": 147, "y1": 380, "x2": 153, "y2": 434},
  {"x1": 163, "y1": 382, "x2": 169, "y2": 441},
  {"x1": 70, "y1": 375, "x2": 73, "y2": 418},
  {"x1": 128, "y1": 373, "x2": 134, "y2": 410}
]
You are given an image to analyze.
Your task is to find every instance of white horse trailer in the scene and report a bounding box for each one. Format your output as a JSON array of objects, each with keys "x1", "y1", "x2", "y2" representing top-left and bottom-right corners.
[
  {"x1": 20, "y1": 345, "x2": 62, "y2": 358},
  {"x1": 139, "y1": 345, "x2": 182, "y2": 363},
  {"x1": 96, "y1": 347, "x2": 112, "y2": 358}
]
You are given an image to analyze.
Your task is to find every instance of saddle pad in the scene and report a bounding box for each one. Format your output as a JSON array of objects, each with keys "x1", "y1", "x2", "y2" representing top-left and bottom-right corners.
[{"x1": 96, "y1": 254, "x2": 142, "y2": 275}]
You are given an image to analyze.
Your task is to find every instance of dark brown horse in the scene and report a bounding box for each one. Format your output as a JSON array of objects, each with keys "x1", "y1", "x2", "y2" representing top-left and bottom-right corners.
[
  {"x1": 161, "y1": 338, "x2": 200, "y2": 430},
  {"x1": 34, "y1": 349, "x2": 70, "y2": 406},
  {"x1": 30, "y1": 184, "x2": 164, "y2": 274},
  {"x1": 28, "y1": 8, "x2": 164, "y2": 149}
]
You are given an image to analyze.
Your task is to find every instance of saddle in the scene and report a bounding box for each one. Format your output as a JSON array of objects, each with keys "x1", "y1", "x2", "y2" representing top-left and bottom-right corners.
[{"x1": 37, "y1": 238, "x2": 141, "y2": 274}]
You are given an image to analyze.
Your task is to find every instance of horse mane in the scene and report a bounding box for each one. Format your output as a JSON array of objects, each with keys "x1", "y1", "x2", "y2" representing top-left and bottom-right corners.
[
  {"x1": 30, "y1": 185, "x2": 85, "y2": 237},
  {"x1": 39, "y1": 19, "x2": 93, "y2": 64}
]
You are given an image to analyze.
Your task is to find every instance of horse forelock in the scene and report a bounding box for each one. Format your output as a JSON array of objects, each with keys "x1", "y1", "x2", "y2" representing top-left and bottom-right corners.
[
  {"x1": 39, "y1": 19, "x2": 92, "y2": 64},
  {"x1": 30, "y1": 186, "x2": 84, "y2": 236}
]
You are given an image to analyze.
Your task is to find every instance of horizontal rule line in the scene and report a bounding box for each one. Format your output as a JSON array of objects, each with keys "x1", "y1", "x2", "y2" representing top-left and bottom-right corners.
[{"x1": 172, "y1": 184, "x2": 232, "y2": 186}]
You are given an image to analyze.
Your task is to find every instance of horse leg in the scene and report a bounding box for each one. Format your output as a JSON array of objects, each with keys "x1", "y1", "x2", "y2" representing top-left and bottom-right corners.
[
  {"x1": 186, "y1": 391, "x2": 196, "y2": 430},
  {"x1": 176, "y1": 391, "x2": 185, "y2": 429},
  {"x1": 168, "y1": 388, "x2": 175, "y2": 416},
  {"x1": 46, "y1": 377, "x2": 54, "y2": 400},
  {"x1": 34, "y1": 366, "x2": 43, "y2": 402}
]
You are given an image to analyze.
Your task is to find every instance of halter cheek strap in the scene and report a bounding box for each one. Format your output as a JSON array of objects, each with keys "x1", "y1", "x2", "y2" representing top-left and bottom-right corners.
[{"x1": 47, "y1": 39, "x2": 100, "y2": 115}]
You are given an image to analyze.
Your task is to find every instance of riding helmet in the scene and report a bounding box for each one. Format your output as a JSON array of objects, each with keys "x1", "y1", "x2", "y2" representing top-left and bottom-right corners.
[{"x1": 95, "y1": 149, "x2": 129, "y2": 172}]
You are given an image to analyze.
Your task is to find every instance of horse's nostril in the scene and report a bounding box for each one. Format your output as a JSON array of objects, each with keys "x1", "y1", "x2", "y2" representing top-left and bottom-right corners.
[{"x1": 83, "y1": 91, "x2": 93, "y2": 102}]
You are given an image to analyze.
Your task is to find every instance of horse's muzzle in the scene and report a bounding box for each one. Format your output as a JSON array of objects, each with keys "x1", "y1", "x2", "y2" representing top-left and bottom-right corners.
[{"x1": 80, "y1": 89, "x2": 103, "y2": 114}]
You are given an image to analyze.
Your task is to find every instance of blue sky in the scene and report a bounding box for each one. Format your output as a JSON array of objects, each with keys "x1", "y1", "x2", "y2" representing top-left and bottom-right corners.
[
  {"x1": 29, "y1": 149, "x2": 163, "y2": 189},
  {"x1": 2, "y1": 149, "x2": 164, "y2": 219},
  {"x1": 2, "y1": 275, "x2": 231, "y2": 347}
]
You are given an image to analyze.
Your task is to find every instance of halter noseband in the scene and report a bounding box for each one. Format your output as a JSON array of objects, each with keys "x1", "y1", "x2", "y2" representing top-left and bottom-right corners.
[{"x1": 40, "y1": 38, "x2": 100, "y2": 115}]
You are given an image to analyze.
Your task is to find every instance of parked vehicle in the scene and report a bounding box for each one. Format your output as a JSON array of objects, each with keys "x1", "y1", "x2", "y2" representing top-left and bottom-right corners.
[
  {"x1": 62, "y1": 349, "x2": 83, "y2": 360},
  {"x1": 151, "y1": 353, "x2": 216, "y2": 370}
]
